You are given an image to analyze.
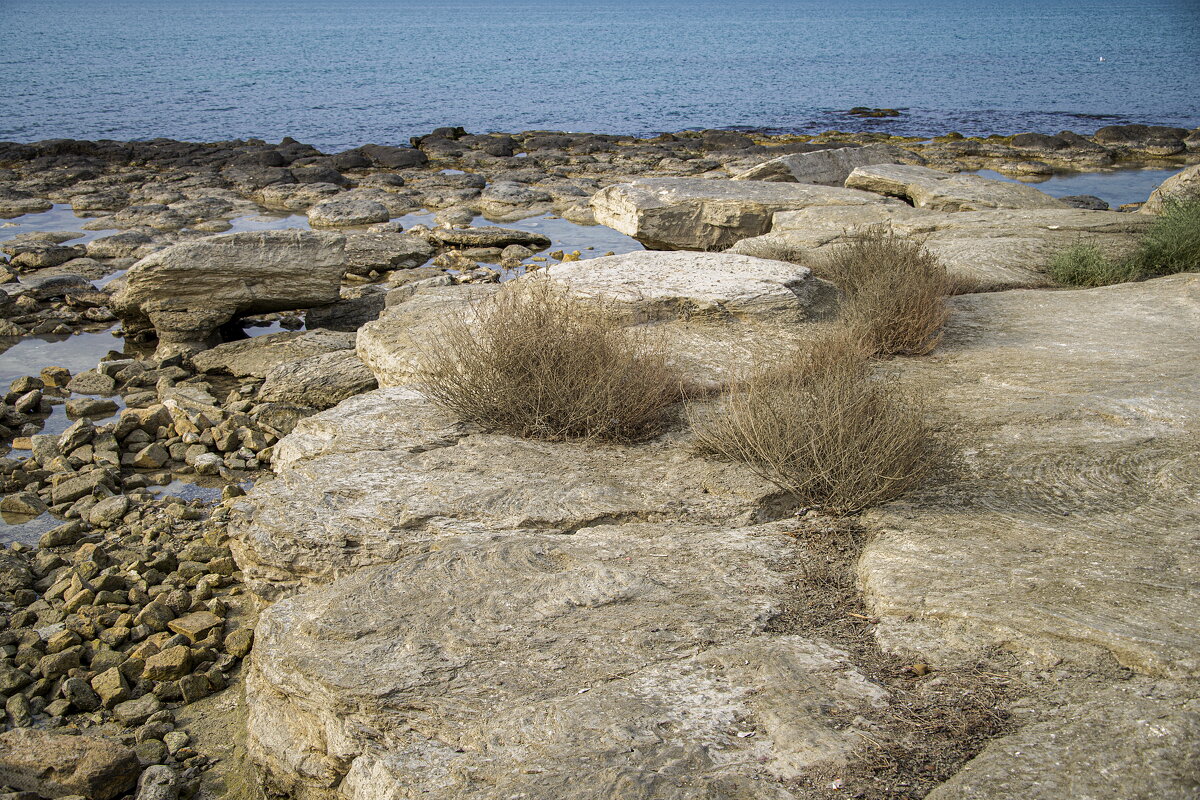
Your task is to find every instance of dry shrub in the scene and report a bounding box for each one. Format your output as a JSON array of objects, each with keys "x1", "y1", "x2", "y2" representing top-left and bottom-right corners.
[
  {"x1": 416, "y1": 278, "x2": 684, "y2": 442},
  {"x1": 817, "y1": 227, "x2": 952, "y2": 356},
  {"x1": 693, "y1": 328, "x2": 937, "y2": 513}
]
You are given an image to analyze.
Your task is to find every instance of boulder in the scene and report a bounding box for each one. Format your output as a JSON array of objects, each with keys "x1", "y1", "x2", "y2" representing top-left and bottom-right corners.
[
  {"x1": 257, "y1": 350, "x2": 379, "y2": 410},
  {"x1": 110, "y1": 231, "x2": 345, "y2": 357},
  {"x1": 729, "y1": 205, "x2": 1152, "y2": 291},
  {"x1": 245, "y1": 524, "x2": 888, "y2": 798},
  {"x1": 545, "y1": 251, "x2": 836, "y2": 324},
  {"x1": 859, "y1": 274, "x2": 1200, "y2": 677},
  {"x1": 355, "y1": 144, "x2": 429, "y2": 169},
  {"x1": 228, "y1": 391, "x2": 781, "y2": 596},
  {"x1": 733, "y1": 143, "x2": 922, "y2": 185},
  {"x1": 428, "y1": 225, "x2": 551, "y2": 250},
  {"x1": 308, "y1": 196, "x2": 391, "y2": 228},
  {"x1": 192, "y1": 329, "x2": 357, "y2": 379},
  {"x1": 343, "y1": 231, "x2": 434, "y2": 275},
  {"x1": 0, "y1": 729, "x2": 139, "y2": 800},
  {"x1": 590, "y1": 177, "x2": 901, "y2": 251},
  {"x1": 1140, "y1": 163, "x2": 1200, "y2": 215},
  {"x1": 844, "y1": 164, "x2": 1068, "y2": 211}
]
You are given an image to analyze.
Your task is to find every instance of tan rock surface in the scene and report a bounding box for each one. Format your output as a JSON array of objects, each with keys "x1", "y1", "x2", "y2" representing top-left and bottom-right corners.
[{"x1": 845, "y1": 163, "x2": 1068, "y2": 211}]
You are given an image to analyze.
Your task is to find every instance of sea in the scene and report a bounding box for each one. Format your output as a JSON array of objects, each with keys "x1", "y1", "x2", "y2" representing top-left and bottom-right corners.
[{"x1": 2, "y1": 0, "x2": 1198, "y2": 151}]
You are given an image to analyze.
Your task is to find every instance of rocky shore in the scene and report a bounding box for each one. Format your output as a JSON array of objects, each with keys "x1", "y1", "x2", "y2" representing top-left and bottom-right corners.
[{"x1": 0, "y1": 124, "x2": 1197, "y2": 799}]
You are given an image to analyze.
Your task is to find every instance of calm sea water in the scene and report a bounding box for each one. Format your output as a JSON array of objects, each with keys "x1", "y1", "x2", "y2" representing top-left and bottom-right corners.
[{"x1": 1, "y1": 0, "x2": 1198, "y2": 150}]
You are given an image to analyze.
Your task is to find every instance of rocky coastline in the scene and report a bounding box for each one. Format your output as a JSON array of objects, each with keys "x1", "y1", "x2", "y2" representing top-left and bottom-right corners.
[{"x1": 0, "y1": 124, "x2": 1197, "y2": 799}]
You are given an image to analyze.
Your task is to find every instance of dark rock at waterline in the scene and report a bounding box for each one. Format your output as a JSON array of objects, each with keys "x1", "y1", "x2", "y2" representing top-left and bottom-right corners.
[{"x1": 353, "y1": 144, "x2": 429, "y2": 169}]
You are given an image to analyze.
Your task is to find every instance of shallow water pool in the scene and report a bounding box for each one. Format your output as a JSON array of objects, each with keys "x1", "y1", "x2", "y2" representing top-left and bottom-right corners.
[{"x1": 968, "y1": 166, "x2": 1182, "y2": 209}]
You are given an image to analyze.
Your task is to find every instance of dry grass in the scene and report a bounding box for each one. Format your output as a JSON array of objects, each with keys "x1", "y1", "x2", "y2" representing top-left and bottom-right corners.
[
  {"x1": 416, "y1": 278, "x2": 684, "y2": 442},
  {"x1": 817, "y1": 227, "x2": 952, "y2": 356},
  {"x1": 693, "y1": 328, "x2": 939, "y2": 513}
]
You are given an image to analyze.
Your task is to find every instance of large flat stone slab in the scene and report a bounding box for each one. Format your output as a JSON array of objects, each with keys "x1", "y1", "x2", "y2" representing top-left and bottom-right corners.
[
  {"x1": 733, "y1": 143, "x2": 918, "y2": 185},
  {"x1": 246, "y1": 524, "x2": 889, "y2": 799},
  {"x1": 229, "y1": 391, "x2": 783, "y2": 596},
  {"x1": 545, "y1": 251, "x2": 836, "y2": 324},
  {"x1": 845, "y1": 164, "x2": 1068, "y2": 211},
  {"x1": 192, "y1": 329, "x2": 357, "y2": 378},
  {"x1": 859, "y1": 274, "x2": 1200, "y2": 677},
  {"x1": 729, "y1": 206, "x2": 1153, "y2": 290},
  {"x1": 591, "y1": 176, "x2": 902, "y2": 251}
]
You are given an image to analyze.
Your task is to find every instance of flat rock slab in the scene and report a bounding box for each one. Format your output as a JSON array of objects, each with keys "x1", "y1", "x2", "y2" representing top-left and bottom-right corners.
[
  {"x1": 859, "y1": 274, "x2": 1200, "y2": 677},
  {"x1": 258, "y1": 350, "x2": 378, "y2": 411},
  {"x1": 845, "y1": 164, "x2": 1067, "y2": 211},
  {"x1": 192, "y1": 329, "x2": 357, "y2": 378},
  {"x1": 729, "y1": 205, "x2": 1153, "y2": 290},
  {"x1": 591, "y1": 176, "x2": 901, "y2": 251},
  {"x1": 229, "y1": 391, "x2": 783, "y2": 596},
  {"x1": 545, "y1": 251, "x2": 836, "y2": 324},
  {"x1": 0, "y1": 729, "x2": 139, "y2": 800},
  {"x1": 927, "y1": 681, "x2": 1200, "y2": 800},
  {"x1": 733, "y1": 143, "x2": 920, "y2": 185},
  {"x1": 245, "y1": 524, "x2": 889, "y2": 799}
]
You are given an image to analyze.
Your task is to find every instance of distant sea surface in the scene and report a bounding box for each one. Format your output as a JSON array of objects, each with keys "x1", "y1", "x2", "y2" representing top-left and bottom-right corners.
[{"x1": 2, "y1": 0, "x2": 1198, "y2": 152}]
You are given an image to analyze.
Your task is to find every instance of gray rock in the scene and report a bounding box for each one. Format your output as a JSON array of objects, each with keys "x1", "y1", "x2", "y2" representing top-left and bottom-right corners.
[
  {"x1": 134, "y1": 765, "x2": 180, "y2": 800},
  {"x1": 245, "y1": 524, "x2": 887, "y2": 798},
  {"x1": 1139, "y1": 163, "x2": 1200, "y2": 215},
  {"x1": 545, "y1": 251, "x2": 837, "y2": 324},
  {"x1": 307, "y1": 196, "x2": 390, "y2": 228},
  {"x1": 191, "y1": 329, "x2": 356, "y2": 378},
  {"x1": 428, "y1": 225, "x2": 552, "y2": 249},
  {"x1": 860, "y1": 274, "x2": 1200, "y2": 677},
  {"x1": 65, "y1": 396, "x2": 120, "y2": 418},
  {"x1": 733, "y1": 143, "x2": 921, "y2": 184},
  {"x1": 591, "y1": 176, "x2": 902, "y2": 250},
  {"x1": 845, "y1": 163, "x2": 1068, "y2": 211},
  {"x1": 86, "y1": 231, "x2": 154, "y2": 259},
  {"x1": 0, "y1": 729, "x2": 139, "y2": 800},
  {"x1": 88, "y1": 494, "x2": 130, "y2": 526},
  {"x1": 66, "y1": 369, "x2": 118, "y2": 396},
  {"x1": 304, "y1": 286, "x2": 388, "y2": 332},
  {"x1": 113, "y1": 693, "x2": 164, "y2": 726},
  {"x1": 110, "y1": 230, "x2": 345, "y2": 356},
  {"x1": 343, "y1": 231, "x2": 434, "y2": 275},
  {"x1": 257, "y1": 350, "x2": 379, "y2": 410},
  {"x1": 1058, "y1": 194, "x2": 1109, "y2": 211}
]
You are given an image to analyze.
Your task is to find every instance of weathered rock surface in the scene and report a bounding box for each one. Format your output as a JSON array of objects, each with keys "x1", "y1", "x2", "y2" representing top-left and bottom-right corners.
[
  {"x1": 730, "y1": 205, "x2": 1152, "y2": 290},
  {"x1": 110, "y1": 230, "x2": 345, "y2": 356},
  {"x1": 860, "y1": 274, "x2": 1200, "y2": 677},
  {"x1": 1140, "y1": 163, "x2": 1200, "y2": 214},
  {"x1": 245, "y1": 524, "x2": 888, "y2": 799},
  {"x1": 733, "y1": 143, "x2": 920, "y2": 185},
  {"x1": 232, "y1": 416, "x2": 782, "y2": 595},
  {"x1": 845, "y1": 164, "x2": 1068, "y2": 211},
  {"x1": 343, "y1": 231, "x2": 434, "y2": 275},
  {"x1": 0, "y1": 729, "x2": 140, "y2": 799},
  {"x1": 308, "y1": 195, "x2": 391, "y2": 228},
  {"x1": 545, "y1": 251, "x2": 837, "y2": 323},
  {"x1": 258, "y1": 350, "x2": 379, "y2": 410},
  {"x1": 192, "y1": 329, "x2": 357, "y2": 379},
  {"x1": 428, "y1": 225, "x2": 551, "y2": 249},
  {"x1": 591, "y1": 177, "x2": 902, "y2": 251},
  {"x1": 926, "y1": 681, "x2": 1200, "y2": 800}
]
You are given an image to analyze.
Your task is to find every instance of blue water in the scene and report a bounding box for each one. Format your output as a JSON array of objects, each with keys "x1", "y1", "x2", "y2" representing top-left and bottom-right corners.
[{"x1": 2, "y1": 0, "x2": 1197, "y2": 150}]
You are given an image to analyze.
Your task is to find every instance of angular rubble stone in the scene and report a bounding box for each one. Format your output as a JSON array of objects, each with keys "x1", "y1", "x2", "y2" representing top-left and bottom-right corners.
[
  {"x1": 167, "y1": 611, "x2": 223, "y2": 642},
  {"x1": 246, "y1": 524, "x2": 888, "y2": 799},
  {"x1": 733, "y1": 143, "x2": 920, "y2": 184},
  {"x1": 229, "y1": 392, "x2": 782, "y2": 596},
  {"x1": 0, "y1": 729, "x2": 139, "y2": 800},
  {"x1": 113, "y1": 694, "x2": 163, "y2": 726},
  {"x1": 844, "y1": 163, "x2": 1067, "y2": 211},
  {"x1": 257, "y1": 350, "x2": 378, "y2": 410},
  {"x1": 545, "y1": 251, "x2": 837, "y2": 324},
  {"x1": 927, "y1": 682, "x2": 1200, "y2": 800},
  {"x1": 109, "y1": 230, "x2": 345, "y2": 357},
  {"x1": 191, "y1": 329, "x2": 356, "y2": 379},
  {"x1": 860, "y1": 274, "x2": 1200, "y2": 677},
  {"x1": 591, "y1": 176, "x2": 902, "y2": 250},
  {"x1": 729, "y1": 205, "x2": 1153, "y2": 291}
]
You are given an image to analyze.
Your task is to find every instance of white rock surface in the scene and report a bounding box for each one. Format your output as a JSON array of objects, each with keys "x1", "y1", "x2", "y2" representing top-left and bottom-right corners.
[
  {"x1": 845, "y1": 164, "x2": 1068, "y2": 211},
  {"x1": 733, "y1": 143, "x2": 918, "y2": 185}
]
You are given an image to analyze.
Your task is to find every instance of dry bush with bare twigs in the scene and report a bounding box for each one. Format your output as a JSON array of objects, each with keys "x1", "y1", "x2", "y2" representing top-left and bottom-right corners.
[
  {"x1": 817, "y1": 227, "x2": 952, "y2": 356},
  {"x1": 416, "y1": 278, "x2": 684, "y2": 442},
  {"x1": 693, "y1": 328, "x2": 938, "y2": 513}
]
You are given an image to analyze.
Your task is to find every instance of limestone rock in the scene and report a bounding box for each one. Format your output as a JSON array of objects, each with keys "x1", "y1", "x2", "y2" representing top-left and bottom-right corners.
[
  {"x1": 308, "y1": 196, "x2": 391, "y2": 228},
  {"x1": 0, "y1": 729, "x2": 139, "y2": 800},
  {"x1": 192, "y1": 329, "x2": 357, "y2": 379},
  {"x1": 258, "y1": 350, "x2": 379, "y2": 410},
  {"x1": 927, "y1": 682, "x2": 1200, "y2": 800},
  {"x1": 859, "y1": 274, "x2": 1200, "y2": 677},
  {"x1": 229, "y1": 391, "x2": 782, "y2": 596},
  {"x1": 545, "y1": 251, "x2": 836, "y2": 324},
  {"x1": 729, "y1": 205, "x2": 1152, "y2": 291},
  {"x1": 428, "y1": 225, "x2": 551, "y2": 249},
  {"x1": 733, "y1": 143, "x2": 921, "y2": 185},
  {"x1": 1140, "y1": 163, "x2": 1200, "y2": 215},
  {"x1": 845, "y1": 164, "x2": 1067, "y2": 211},
  {"x1": 245, "y1": 524, "x2": 888, "y2": 799},
  {"x1": 343, "y1": 231, "x2": 434, "y2": 275},
  {"x1": 591, "y1": 177, "x2": 902, "y2": 251},
  {"x1": 110, "y1": 230, "x2": 345, "y2": 356}
]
